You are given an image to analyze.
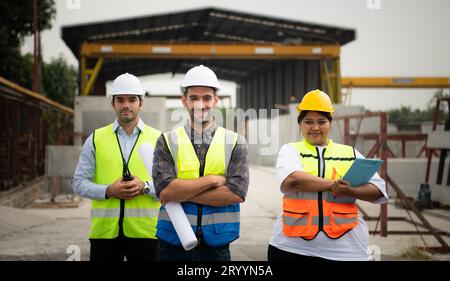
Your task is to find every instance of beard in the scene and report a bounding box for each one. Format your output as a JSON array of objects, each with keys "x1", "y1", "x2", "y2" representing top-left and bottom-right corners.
[
  {"x1": 191, "y1": 108, "x2": 212, "y2": 125},
  {"x1": 118, "y1": 110, "x2": 137, "y2": 123}
]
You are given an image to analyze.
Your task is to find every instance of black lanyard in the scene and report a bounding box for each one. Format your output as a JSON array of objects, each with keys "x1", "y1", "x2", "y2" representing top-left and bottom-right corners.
[{"x1": 115, "y1": 130, "x2": 141, "y2": 181}]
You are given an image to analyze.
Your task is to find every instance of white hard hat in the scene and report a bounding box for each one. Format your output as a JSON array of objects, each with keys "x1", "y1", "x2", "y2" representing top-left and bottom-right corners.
[
  {"x1": 109, "y1": 73, "x2": 145, "y2": 97},
  {"x1": 180, "y1": 65, "x2": 221, "y2": 93}
]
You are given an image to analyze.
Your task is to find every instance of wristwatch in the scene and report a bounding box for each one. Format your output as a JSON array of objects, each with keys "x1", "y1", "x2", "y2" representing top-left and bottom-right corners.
[{"x1": 143, "y1": 181, "x2": 151, "y2": 194}]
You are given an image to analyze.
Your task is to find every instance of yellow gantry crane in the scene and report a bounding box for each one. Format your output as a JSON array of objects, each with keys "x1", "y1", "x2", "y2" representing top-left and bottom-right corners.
[
  {"x1": 79, "y1": 42, "x2": 450, "y2": 103},
  {"x1": 341, "y1": 77, "x2": 450, "y2": 104},
  {"x1": 342, "y1": 77, "x2": 450, "y2": 88},
  {"x1": 79, "y1": 42, "x2": 342, "y2": 101}
]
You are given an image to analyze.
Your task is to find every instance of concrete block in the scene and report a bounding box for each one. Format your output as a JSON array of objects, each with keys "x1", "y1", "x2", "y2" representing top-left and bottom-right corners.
[
  {"x1": 387, "y1": 158, "x2": 450, "y2": 205},
  {"x1": 74, "y1": 96, "x2": 166, "y2": 145},
  {"x1": 45, "y1": 146, "x2": 82, "y2": 178},
  {"x1": 427, "y1": 131, "x2": 450, "y2": 149},
  {"x1": 0, "y1": 177, "x2": 44, "y2": 208},
  {"x1": 45, "y1": 145, "x2": 82, "y2": 194}
]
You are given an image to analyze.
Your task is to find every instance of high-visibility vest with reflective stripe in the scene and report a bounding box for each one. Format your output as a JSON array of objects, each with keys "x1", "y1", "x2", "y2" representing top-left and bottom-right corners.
[
  {"x1": 91, "y1": 123, "x2": 161, "y2": 239},
  {"x1": 282, "y1": 139, "x2": 358, "y2": 240},
  {"x1": 156, "y1": 126, "x2": 240, "y2": 247}
]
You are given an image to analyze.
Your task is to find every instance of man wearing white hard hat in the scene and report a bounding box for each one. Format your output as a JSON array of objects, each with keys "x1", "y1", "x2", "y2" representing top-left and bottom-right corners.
[
  {"x1": 152, "y1": 65, "x2": 249, "y2": 261},
  {"x1": 73, "y1": 73, "x2": 162, "y2": 261}
]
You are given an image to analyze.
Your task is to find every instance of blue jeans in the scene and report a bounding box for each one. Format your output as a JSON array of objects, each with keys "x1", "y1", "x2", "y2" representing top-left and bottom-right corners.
[{"x1": 157, "y1": 239, "x2": 231, "y2": 261}]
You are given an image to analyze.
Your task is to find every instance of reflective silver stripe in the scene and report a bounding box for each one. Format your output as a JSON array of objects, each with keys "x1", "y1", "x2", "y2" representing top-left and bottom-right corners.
[
  {"x1": 91, "y1": 208, "x2": 120, "y2": 218},
  {"x1": 283, "y1": 215, "x2": 308, "y2": 226},
  {"x1": 285, "y1": 191, "x2": 318, "y2": 200},
  {"x1": 203, "y1": 212, "x2": 240, "y2": 225},
  {"x1": 158, "y1": 210, "x2": 239, "y2": 225},
  {"x1": 166, "y1": 130, "x2": 179, "y2": 173},
  {"x1": 158, "y1": 210, "x2": 197, "y2": 225},
  {"x1": 124, "y1": 208, "x2": 159, "y2": 218},
  {"x1": 334, "y1": 217, "x2": 357, "y2": 225},
  {"x1": 224, "y1": 129, "x2": 237, "y2": 175},
  {"x1": 284, "y1": 216, "x2": 355, "y2": 226},
  {"x1": 312, "y1": 216, "x2": 330, "y2": 225},
  {"x1": 92, "y1": 208, "x2": 158, "y2": 218},
  {"x1": 158, "y1": 210, "x2": 168, "y2": 220}
]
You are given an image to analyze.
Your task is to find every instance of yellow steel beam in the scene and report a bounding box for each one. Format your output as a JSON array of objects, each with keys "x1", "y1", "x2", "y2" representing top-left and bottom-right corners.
[
  {"x1": 80, "y1": 43, "x2": 340, "y2": 59},
  {"x1": 83, "y1": 57, "x2": 104, "y2": 96},
  {"x1": 320, "y1": 58, "x2": 342, "y2": 103},
  {"x1": 342, "y1": 77, "x2": 450, "y2": 88},
  {"x1": 0, "y1": 76, "x2": 74, "y2": 114},
  {"x1": 335, "y1": 58, "x2": 342, "y2": 103},
  {"x1": 80, "y1": 57, "x2": 87, "y2": 96}
]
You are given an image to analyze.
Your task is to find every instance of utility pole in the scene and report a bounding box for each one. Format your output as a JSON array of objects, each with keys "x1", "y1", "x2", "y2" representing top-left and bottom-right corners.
[{"x1": 32, "y1": 0, "x2": 41, "y2": 93}]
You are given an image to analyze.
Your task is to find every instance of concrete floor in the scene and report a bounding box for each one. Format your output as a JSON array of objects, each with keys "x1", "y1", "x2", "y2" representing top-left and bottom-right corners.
[{"x1": 1, "y1": 165, "x2": 450, "y2": 261}]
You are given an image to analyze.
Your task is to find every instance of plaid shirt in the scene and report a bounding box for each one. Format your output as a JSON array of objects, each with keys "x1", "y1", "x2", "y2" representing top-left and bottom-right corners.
[{"x1": 152, "y1": 121, "x2": 249, "y2": 200}]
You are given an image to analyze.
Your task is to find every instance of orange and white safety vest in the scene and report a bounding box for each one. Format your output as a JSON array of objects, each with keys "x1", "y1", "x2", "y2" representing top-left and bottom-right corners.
[{"x1": 282, "y1": 139, "x2": 358, "y2": 240}]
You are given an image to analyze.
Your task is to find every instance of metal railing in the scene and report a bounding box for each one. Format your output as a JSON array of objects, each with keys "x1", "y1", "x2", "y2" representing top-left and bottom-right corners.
[
  {"x1": 335, "y1": 112, "x2": 449, "y2": 252},
  {"x1": 0, "y1": 76, "x2": 74, "y2": 191}
]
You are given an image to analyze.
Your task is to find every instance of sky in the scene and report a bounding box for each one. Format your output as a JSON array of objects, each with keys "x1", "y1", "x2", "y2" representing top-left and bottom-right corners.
[{"x1": 22, "y1": 0, "x2": 450, "y2": 110}]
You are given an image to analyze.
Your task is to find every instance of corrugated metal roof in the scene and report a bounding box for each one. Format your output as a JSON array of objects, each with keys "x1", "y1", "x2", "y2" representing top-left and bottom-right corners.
[{"x1": 62, "y1": 7, "x2": 355, "y2": 81}]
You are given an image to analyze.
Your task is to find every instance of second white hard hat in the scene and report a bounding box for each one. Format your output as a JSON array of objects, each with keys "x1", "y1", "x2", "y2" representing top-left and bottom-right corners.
[
  {"x1": 109, "y1": 73, "x2": 145, "y2": 97},
  {"x1": 180, "y1": 65, "x2": 221, "y2": 93}
]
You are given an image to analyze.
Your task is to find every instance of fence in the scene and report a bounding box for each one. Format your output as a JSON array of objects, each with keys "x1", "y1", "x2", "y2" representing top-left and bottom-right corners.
[{"x1": 0, "y1": 76, "x2": 74, "y2": 191}]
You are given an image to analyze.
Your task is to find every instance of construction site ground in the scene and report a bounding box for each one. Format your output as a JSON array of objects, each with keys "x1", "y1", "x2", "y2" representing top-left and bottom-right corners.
[{"x1": 1, "y1": 165, "x2": 449, "y2": 261}]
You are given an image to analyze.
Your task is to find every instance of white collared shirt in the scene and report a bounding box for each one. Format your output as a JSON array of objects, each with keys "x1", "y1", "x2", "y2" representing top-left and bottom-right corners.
[{"x1": 269, "y1": 143, "x2": 388, "y2": 261}]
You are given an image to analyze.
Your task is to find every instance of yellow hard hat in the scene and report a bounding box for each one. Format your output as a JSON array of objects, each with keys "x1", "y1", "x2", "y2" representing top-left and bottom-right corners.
[{"x1": 297, "y1": 89, "x2": 334, "y2": 115}]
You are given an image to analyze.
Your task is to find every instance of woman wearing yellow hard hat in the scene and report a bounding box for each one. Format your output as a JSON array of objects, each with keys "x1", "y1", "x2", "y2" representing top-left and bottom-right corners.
[{"x1": 267, "y1": 89, "x2": 388, "y2": 261}]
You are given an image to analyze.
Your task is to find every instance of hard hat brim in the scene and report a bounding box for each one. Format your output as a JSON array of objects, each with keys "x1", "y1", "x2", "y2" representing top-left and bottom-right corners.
[{"x1": 108, "y1": 92, "x2": 145, "y2": 96}]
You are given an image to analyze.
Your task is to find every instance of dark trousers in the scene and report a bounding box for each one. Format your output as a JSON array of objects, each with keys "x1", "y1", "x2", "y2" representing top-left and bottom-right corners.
[
  {"x1": 90, "y1": 237, "x2": 157, "y2": 261},
  {"x1": 157, "y1": 239, "x2": 231, "y2": 261},
  {"x1": 267, "y1": 244, "x2": 330, "y2": 261}
]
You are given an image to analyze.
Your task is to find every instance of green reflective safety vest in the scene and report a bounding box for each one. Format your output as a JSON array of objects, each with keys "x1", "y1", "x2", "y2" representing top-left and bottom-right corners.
[
  {"x1": 169, "y1": 126, "x2": 237, "y2": 178},
  {"x1": 90, "y1": 123, "x2": 161, "y2": 239}
]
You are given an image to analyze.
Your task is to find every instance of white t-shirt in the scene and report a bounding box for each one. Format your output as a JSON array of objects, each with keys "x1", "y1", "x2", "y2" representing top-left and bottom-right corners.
[{"x1": 269, "y1": 144, "x2": 388, "y2": 261}]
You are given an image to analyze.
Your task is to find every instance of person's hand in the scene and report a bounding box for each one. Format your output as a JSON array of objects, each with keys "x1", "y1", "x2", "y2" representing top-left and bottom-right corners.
[
  {"x1": 106, "y1": 177, "x2": 144, "y2": 200},
  {"x1": 206, "y1": 175, "x2": 227, "y2": 187},
  {"x1": 127, "y1": 176, "x2": 145, "y2": 195},
  {"x1": 331, "y1": 180, "x2": 354, "y2": 198}
]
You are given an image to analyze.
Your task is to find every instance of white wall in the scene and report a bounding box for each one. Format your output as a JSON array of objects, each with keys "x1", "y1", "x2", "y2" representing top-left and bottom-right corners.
[{"x1": 74, "y1": 96, "x2": 166, "y2": 145}]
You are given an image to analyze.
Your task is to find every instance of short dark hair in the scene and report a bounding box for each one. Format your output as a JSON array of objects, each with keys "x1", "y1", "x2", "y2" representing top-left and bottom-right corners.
[
  {"x1": 183, "y1": 86, "x2": 217, "y2": 96},
  {"x1": 112, "y1": 95, "x2": 143, "y2": 103},
  {"x1": 298, "y1": 110, "x2": 333, "y2": 124}
]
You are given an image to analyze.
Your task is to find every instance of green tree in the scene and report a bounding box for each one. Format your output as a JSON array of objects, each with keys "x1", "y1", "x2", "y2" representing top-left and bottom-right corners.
[
  {"x1": 0, "y1": 0, "x2": 56, "y2": 86},
  {"x1": 42, "y1": 55, "x2": 78, "y2": 107},
  {"x1": 1, "y1": 51, "x2": 34, "y2": 88},
  {"x1": 0, "y1": 0, "x2": 55, "y2": 46},
  {"x1": 388, "y1": 90, "x2": 449, "y2": 125}
]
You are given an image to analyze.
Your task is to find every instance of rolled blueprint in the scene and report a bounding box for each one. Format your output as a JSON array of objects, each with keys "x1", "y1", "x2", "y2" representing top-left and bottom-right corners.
[
  {"x1": 165, "y1": 202, "x2": 198, "y2": 251},
  {"x1": 138, "y1": 142, "x2": 155, "y2": 177},
  {"x1": 138, "y1": 142, "x2": 198, "y2": 251}
]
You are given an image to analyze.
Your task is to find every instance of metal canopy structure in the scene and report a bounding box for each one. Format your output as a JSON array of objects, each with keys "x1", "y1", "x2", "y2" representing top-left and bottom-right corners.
[{"x1": 62, "y1": 7, "x2": 355, "y2": 109}]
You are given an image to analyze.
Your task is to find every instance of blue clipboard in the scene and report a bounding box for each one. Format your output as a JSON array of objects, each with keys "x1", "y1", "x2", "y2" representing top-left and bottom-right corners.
[{"x1": 327, "y1": 158, "x2": 384, "y2": 204}]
